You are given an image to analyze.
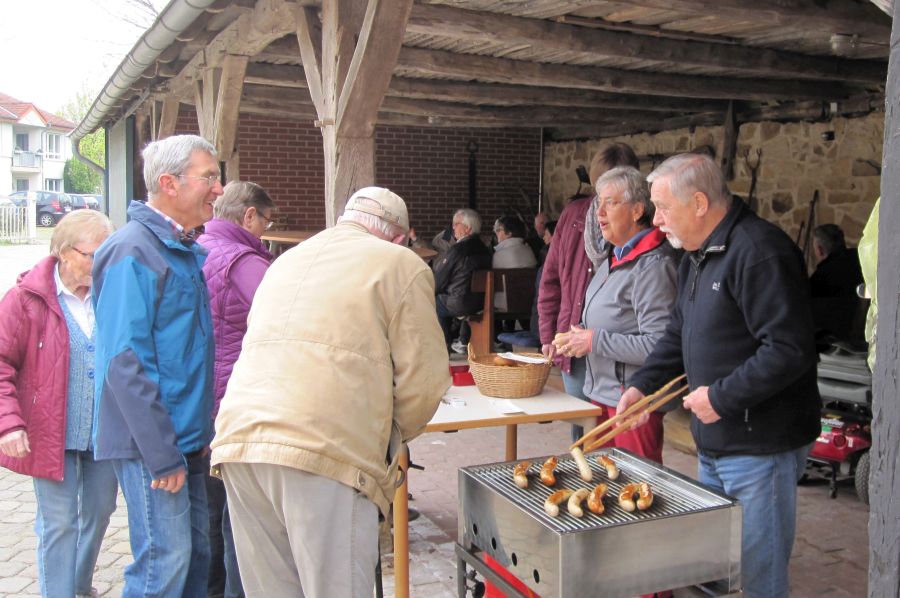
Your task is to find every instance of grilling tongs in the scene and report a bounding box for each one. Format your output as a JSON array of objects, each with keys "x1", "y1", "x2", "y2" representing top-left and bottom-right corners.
[{"x1": 571, "y1": 374, "x2": 688, "y2": 453}]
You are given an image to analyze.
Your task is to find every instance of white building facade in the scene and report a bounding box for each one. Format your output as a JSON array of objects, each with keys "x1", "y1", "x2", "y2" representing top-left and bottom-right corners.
[{"x1": 0, "y1": 93, "x2": 75, "y2": 195}]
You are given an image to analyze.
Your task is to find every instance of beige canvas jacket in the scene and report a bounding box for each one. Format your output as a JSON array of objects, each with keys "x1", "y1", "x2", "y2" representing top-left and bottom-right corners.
[{"x1": 211, "y1": 221, "x2": 451, "y2": 515}]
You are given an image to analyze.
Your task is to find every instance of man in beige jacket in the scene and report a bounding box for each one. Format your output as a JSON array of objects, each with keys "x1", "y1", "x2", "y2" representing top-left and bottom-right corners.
[{"x1": 211, "y1": 187, "x2": 451, "y2": 598}]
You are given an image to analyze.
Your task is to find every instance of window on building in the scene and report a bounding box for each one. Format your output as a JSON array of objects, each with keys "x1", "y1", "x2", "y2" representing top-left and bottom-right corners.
[
  {"x1": 46, "y1": 179, "x2": 61, "y2": 191},
  {"x1": 15, "y1": 134, "x2": 28, "y2": 152},
  {"x1": 46, "y1": 134, "x2": 62, "y2": 159},
  {"x1": 15, "y1": 180, "x2": 28, "y2": 191}
]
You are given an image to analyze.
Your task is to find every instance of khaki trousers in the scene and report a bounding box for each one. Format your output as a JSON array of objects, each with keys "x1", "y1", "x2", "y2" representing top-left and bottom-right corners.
[{"x1": 222, "y1": 462, "x2": 379, "y2": 598}]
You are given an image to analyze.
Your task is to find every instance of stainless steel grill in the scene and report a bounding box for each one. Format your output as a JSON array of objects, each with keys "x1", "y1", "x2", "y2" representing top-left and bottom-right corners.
[{"x1": 458, "y1": 448, "x2": 741, "y2": 597}]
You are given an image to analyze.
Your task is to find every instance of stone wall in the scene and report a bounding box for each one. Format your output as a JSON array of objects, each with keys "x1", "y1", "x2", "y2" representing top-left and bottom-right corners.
[{"x1": 542, "y1": 111, "x2": 884, "y2": 244}]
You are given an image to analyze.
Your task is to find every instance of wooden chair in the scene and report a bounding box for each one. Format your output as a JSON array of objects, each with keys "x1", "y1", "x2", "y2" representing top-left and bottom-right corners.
[{"x1": 493, "y1": 268, "x2": 537, "y2": 324}]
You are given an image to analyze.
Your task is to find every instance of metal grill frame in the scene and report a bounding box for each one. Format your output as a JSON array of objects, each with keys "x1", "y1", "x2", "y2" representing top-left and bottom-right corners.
[{"x1": 458, "y1": 448, "x2": 742, "y2": 597}]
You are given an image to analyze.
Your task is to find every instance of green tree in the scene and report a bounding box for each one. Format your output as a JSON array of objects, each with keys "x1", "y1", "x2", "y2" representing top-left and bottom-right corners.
[
  {"x1": 60, "y1": 87, "x2": 105, "y2": 194},
  {"x1": 64, "y1": 159, "x2": 101, "y2": 193}
]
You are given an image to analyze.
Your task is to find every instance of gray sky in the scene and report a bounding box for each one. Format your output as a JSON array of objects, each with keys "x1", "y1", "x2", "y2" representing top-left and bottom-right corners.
[{"x1": 1, "y1": 0, "x2": 168, "y2": 115}]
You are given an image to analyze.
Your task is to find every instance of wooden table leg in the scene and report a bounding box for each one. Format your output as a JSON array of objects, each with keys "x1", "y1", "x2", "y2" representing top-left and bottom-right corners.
[
  {"x1": 393, "y1": 444, "x2": 410, "y2": 598},
  {"x1": 505, "y1": 424, "x2": 518, "y2": 461}
]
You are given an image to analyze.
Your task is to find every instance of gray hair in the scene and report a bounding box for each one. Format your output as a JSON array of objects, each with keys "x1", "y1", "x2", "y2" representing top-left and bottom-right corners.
[
  {"x1": 214, "y1": 181, "x2": 275, "y2": 224},
  {"x1": 595, "y1": 166, "x2": 654, "y2": 227},
  {"x1": 453, "y1": 208, "x2": 482, "y2": 235},
  {"x1": 813, "y1": 223, "x2": 846, "y2": 256},
  {"x1": 646, "y1": 153, "x2": 731, "y2": 207},
  {"x1": 50, "y1": 210, "x2": 115, "y2": 257},
  {"x1": 142, "y1": 135, "x2": 216, "y2": 195},
  {"x1": 339, "y1": 197, "x2": 406, "y2": 239}
]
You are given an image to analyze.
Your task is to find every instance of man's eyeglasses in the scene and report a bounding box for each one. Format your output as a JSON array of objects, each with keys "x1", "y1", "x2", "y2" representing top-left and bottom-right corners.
[
  {"x1": 257, "y1": 211, "x2": 275, "y2": 231},
  {"x1": 178, "y1": 174, "x2": 221, "y2": 187},
  {"x1": 71, "y1": 247, "x2": 95, "y2": 259}
]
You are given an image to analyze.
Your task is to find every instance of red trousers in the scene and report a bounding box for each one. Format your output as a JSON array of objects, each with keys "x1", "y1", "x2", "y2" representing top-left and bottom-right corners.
[{"x1": 589, "y1": 403, "x2": 666, "y2": 464}]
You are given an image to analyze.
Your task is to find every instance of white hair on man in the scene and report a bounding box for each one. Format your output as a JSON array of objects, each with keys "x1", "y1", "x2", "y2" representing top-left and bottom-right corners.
[
  {"x1": 142, "y1": 135, "x2": 216, "y2": 195},
  {"x1": 453, "y1": 208, "x2": 481, "y2": 235},
  {"x1": 646, "y1": 153, "x2": 731, "y2": 207}
]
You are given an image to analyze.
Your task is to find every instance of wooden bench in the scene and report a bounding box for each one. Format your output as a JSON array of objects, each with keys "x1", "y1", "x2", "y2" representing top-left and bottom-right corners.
[{"x1": 466, "y1": 268, "x2": 537, "y2": 356}]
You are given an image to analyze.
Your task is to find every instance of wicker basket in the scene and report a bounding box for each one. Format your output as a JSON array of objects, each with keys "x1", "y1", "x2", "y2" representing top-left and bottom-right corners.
[{"x1": 467, "y1": 345, "x2": 552, "y2": 398}]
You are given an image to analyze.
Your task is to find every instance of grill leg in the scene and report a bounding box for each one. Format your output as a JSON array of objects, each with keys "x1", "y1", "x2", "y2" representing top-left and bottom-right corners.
[
  {"x1": 454, "y1": 543, "x2": 529, "y2": 598},
  {"x1": 457, "y1": 554, "x2": 467, "y2": 598}
]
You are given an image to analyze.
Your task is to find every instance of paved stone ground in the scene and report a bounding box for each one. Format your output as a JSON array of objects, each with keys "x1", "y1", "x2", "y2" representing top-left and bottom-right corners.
[{"x1": 0, "y1": 242, "x2": 870, "y2": 597}]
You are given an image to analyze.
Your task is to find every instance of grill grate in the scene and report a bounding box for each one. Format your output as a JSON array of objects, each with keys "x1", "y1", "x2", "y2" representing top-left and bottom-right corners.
[{"x1": 465, "y1": 448, "x2": 733, "y2": 534}]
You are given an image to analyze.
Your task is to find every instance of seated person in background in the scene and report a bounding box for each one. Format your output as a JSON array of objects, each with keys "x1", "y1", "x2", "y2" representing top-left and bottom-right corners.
[
  {"x1": 431, "y1": 220, "x2": 456, "y2": 257},
  {"x1": 433, "y1": 209, "x2": 492, "y2": 351},
  {"x1": 527, "y1": 211, "x2": 550, "y2": 258},
  {"x1": 810, "y1": 223, "x2": 864, "y2": 343},
  {"x1": 493, "y1": 216, "x2": 538, "y2": 333},
  {"x1": 498, "y1": 221, "x2": 556, "y2": 350},
  {"x1": 493, "y1": 216, "x2": 537, "y2": 270},
  {"x1": 539, "y1": 220, "x2": 556, "y2": 265}
]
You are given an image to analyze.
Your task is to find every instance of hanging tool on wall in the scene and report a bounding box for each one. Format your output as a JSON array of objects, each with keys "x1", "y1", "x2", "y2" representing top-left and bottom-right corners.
[
  {"x1": 799, "y1": 190, "x2": 819, "y2": 270},
  {"x1": 744, "y1": 148, "x2": 762, "y2": 213}
]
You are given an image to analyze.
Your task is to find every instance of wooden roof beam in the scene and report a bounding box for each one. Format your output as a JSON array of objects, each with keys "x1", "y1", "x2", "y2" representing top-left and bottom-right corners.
[
  {"x1": 614, "y1": 0, "x2": 891, "y2": 40},
  {"x1": 395, "y1": 47, "x2": 860, "y2": 102},
  {"x1": 244, "y1": 63, "x2": 725, "y2": 113},
  {"x1": 406, "y1": 3, "x2": 886, "y2": 84}
]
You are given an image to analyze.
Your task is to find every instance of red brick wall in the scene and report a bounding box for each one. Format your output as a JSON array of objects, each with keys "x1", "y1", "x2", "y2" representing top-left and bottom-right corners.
[{"x1": 175, "y1": 111, "x2": 542, "y2": 238}]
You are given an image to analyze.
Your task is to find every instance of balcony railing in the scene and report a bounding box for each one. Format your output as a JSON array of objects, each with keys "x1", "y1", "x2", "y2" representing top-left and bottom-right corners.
[{"x1": 12, "y1": 151, "x2": 42, "y2": 168}]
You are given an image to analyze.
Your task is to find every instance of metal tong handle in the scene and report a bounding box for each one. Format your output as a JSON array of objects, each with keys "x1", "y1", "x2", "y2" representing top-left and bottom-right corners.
[{"x1": 570, "y1": 373, "x2": 687, "y2": 451}]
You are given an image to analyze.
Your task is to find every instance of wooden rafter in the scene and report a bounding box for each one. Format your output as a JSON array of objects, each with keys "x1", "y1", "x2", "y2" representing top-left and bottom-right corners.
[
  {"x1": 395, "y1": 47, "x2": 860, "y2": 102},
  {"x1": 616, "y1": 0, "x2": 891, "y2": 40},
  {"x1": 406, "y1": 3, "x2": 886, "y2": 84}
]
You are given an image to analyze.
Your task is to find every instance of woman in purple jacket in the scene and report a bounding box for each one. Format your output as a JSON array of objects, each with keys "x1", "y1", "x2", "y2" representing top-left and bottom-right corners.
[
  {"x1": 198, "y1": 181, "x2": 275, "y2": 598},
  {"x1": 0, "y1": 210, "x2": 116, "y2": 598}
]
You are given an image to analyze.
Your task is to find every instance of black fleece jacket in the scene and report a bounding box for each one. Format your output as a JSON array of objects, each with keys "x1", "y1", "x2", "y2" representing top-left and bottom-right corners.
[
  {"x1": 433, "y1": 234, "x2": 492, "y2": 316},
  {"x1": 629, "y1": 200, "x2": 820, "y2": 456}
]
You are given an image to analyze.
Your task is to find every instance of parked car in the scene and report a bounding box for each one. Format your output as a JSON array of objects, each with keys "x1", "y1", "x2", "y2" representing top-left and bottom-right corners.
[
  {"x1": 9, "y1": 190, "x2": 73, "y2": 226},
  {"x1": 72, "y1": 193, "x2": 102, "y2": 210}
]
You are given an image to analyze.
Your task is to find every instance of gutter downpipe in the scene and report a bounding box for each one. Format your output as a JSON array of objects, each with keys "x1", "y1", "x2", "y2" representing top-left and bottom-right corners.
[{"x1": 71, "y1": 0, "x2": 219, "y2": 142}]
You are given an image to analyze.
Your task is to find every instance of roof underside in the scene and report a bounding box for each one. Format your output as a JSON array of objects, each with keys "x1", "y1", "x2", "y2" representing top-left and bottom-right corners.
[{"x1": 77, "y1": 0, "x2": 892, "y2": 141}]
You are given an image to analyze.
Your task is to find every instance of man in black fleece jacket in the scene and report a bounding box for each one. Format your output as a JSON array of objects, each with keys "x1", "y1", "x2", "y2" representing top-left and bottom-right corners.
[{"x1": 621, "y1": 153, "x2": 820, "y2": 598}]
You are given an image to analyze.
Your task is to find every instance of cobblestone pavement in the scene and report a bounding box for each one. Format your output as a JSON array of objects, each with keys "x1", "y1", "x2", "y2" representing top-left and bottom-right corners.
[{"x1": 0, "y1": 243, "x2": 870, "y2": 597}]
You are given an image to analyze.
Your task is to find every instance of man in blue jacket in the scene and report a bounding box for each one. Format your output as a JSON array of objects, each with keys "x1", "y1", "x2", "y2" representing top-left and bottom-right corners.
[
  {"x1": 92, "y1": 134, "x2": 221, "y2": 597},
  {"x1": 621, "y1": 153, "x2": 820, "y2": 598}
]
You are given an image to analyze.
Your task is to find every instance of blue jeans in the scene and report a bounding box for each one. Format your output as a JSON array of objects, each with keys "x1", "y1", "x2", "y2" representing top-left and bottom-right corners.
[
  {"x1": 562, "y1": 356, "x2": 589, "y2": 442},
  {"x1": 33, "y1": 450, "x2": 117, "y2": 598},
  {"x1": 697, "y1": 444, "x2": 811, "y2": 598},
  {"x1": 113, "y1": 454, "x2": 211, "y2": 598}
]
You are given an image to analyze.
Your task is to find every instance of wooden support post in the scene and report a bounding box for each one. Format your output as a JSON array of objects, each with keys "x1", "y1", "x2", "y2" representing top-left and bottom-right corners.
[
  {"x1": 213, "y1": 54, "x2": 249, "y2": 163},
  {"x1": 721, "y1": 99, "x2": 737, "y2": 181},
  {"x1": 156, "y1": 96, "x2": 180, "y2": 140},
  {"x1": 193, "y1": 55, "x2": 247, "y2": 177},
  {"x1": 296, "y1": 0, "x2": 413, "y2": 226},
  {"x1": 868, "y1": 1, "x2": 900, "y2": 594}
]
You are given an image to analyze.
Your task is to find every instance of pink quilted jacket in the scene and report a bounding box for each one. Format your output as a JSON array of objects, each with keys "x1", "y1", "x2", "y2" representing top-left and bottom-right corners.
[{"x1": 0, "y1": 256, "x2": 70, "y2": 480}]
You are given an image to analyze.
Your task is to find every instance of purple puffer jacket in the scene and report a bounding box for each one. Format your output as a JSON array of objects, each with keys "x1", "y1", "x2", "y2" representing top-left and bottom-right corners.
[{"x1": 197, "y1": 219, "x2": 273, "y2": 417}]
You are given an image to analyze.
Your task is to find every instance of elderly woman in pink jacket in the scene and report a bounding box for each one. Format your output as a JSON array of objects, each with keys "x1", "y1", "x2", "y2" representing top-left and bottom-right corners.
[
  {"x1": 197, "y1": 181, "x2": 275, "y2": 598},
  {"x1": 0, "y1": 209, "x2": 116, "y2": 598}
]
